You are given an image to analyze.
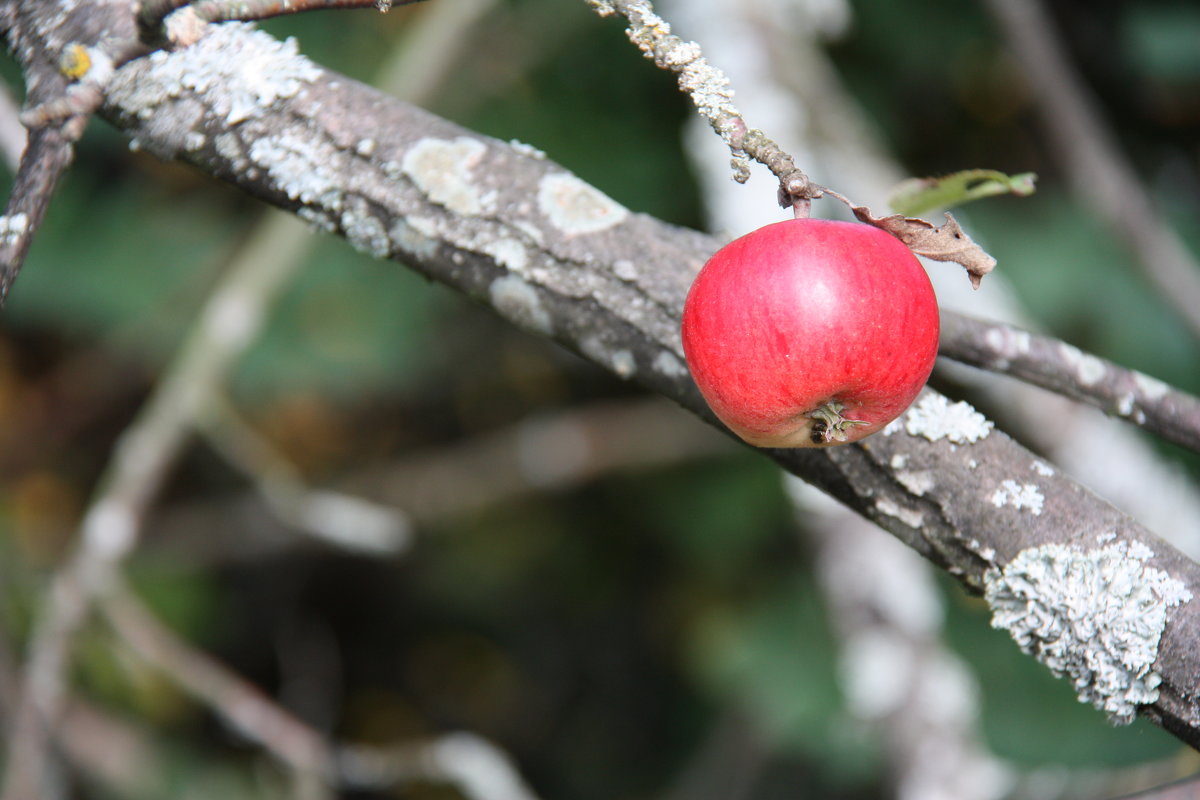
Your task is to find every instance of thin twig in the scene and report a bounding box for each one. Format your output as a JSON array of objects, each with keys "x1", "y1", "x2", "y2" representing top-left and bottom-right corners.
[
  {"x1": 939, "y1": 312, "x2": 1200, "y2": 453},
  {"x1": 140, "y1": 0, "x2": 430, "y2": 43},
  {"x1": 586, "y1": 0, "x2": 816, "y2": 208},
  {"x1": 188, "y1": 0, "x2": 429, "y2": 22},
  {"x1": 104, "y1": 581, "x2": 542, "y2": 800},
  {"x1": 198, "y1": 398, "x2": 412, "y2": 555},
  {"x1": 149, "y1": 397, "x2": 733, "y2": 566},
  {"x1": 0, "y1": 210, "x2": 315, "y2": 800},
  {"x1": 1, "y1": 6, "x2": 502, "y2": 792},
  {"x1": 337, "y1": 734, "x2": 543, "y2": 800},
  {"x1": 100, "y1": 581, "x2": 335, "y2": 797},
  {"x1": 982, "y1": 0, "x2": 1200, "y2": 340},
  {"x1": 0, "y1": 125, "x2": 75, "y2": 304}
]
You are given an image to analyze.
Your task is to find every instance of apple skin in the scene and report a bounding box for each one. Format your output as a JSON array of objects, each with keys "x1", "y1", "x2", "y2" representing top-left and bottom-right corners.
[{"x1": 681, "y1": 218, "x2": 939, "y2": 448}]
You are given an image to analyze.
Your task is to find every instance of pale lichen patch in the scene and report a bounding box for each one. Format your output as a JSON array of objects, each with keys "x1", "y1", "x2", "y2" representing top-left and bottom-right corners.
[
  {"x1": 895, "y1": 469, "x2": 937, "y2": 497},
  {"x1": 652, "y1": 351, "x2": 688, "y2": 380},
  {"x1": 488, "y1": 275, "x2": 553, "y2": 336},
  {"x1": 183, "y1": 131, "x2": 206, "y2": 151},
  {"x1": 508, "y1": 139, "x2": 546, "y2": 160},
  {"x1": 983, "y1": 325, "x2": 1030, "y2": 368},
  {"x1": 989, "y1": 480, "x2": 1044, "y2": 516},
  {"x1": 1133, "y1": 372, "x2": 1169, "y2": 401},
  {"x1": 610, "y1": 350, "x2": 637, "y2": 379},
  {"x1": 297, "y1": 207, "x2": 336, "y2": 234},
  {"x1": 875, "y1": 497, "x2": 924, "y2": 529},
  {"x1": 341, "y1": 202, "x2": 391, "y2": 259},
  {"x1": 249, "y1": 132, "x2": 342, "y2": 209},
  {"x1": 401, "y1": 137, "x2": 489, "y2": 216},
  {"x1": 107, "y1": 23, "x2": 321, "y2": 125},
  {"x1": 389, "y1": 219, "x2": 439, "y2": 260},
  {"x1": 214, "y1": 132, "x2": 247, "y2": 171},
  {"x1": 613, "y1": 259, "x2": 639, "y2": 281},
  {"x1": 1116, "y1": 393, "x2": 1136, "y2": 417},
  {"x1": 903, "y1": 394, "x2": 994, "y2": 444},
  {"x1": 513, "y1": 220, "x2": 546, "y2": 247},
  {"x1": 1058, "y1": 342, "x2": 1107, "y2": 386},
  {"x1": 984, "y1": 540, "x2": 1192, "y2": 724},
  {"x1": 0, "y1": 213, "x2": 29, "y2": 246},
  {"x1": 1031, "y1": 460, "x2": 1055, "y2": 477},
  {"x1": 483, "y1": 238, "x2": 529, "y2": 273},
  {"x1": 580, "y1": 335, "x2": 637, "y2": 379},
  {"x1": 537, "y1": 172, "x2": 628, "y2": 235}
]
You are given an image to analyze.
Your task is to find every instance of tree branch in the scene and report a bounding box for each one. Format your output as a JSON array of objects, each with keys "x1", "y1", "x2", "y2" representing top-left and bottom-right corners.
[
  {"x1": 6, "y1": 0, "x2": 1200, "y2": 750},
  {"x1": 139, "y1": 0, "x2": 430, "y2": 46},
  {"x1": 100, "y1": 580, "x2": 336, "y2": 797},
  {"x1": 0, "y1": 125, "x2": 74, "y2": 302},
  {"x1": 939, "y1": 313, "x2": 1200, "y2": 453}
]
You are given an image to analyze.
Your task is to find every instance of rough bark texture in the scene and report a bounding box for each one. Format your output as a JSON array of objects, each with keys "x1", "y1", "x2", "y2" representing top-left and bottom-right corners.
[{"x1": 4, "y1": 0, "x2": 1199, "y2": 749}]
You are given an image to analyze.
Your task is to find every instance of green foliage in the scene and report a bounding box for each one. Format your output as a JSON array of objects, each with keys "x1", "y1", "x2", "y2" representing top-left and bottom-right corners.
[
  {"x1": 687, "y1": 576, "x2": 878, "y2": 783},
  {"x1": 231, "y1": 235, "x2": 459, "y2": 404},
  {"x1": 888, "y1": 169, "x2": 1036, "y2": 216},
  {"x1": 1122, "y1": 4, "x2": 1200, "y2": 83},
  {"x1": 8, "y1": 162, "x2": 242, "y2": 356}
]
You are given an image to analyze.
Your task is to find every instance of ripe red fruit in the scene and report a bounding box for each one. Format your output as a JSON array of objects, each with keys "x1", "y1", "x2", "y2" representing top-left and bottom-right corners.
[{"x1": 681, "y1": 218, "x2": 939, "y2": 448}]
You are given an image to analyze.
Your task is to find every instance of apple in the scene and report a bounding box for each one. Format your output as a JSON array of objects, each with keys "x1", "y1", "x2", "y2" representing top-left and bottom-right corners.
[{"x1": 681, "y1": 218, "x2": 939, "y2": 448}]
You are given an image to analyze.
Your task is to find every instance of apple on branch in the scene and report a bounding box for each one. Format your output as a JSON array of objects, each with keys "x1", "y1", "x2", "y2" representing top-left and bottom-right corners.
[{"x1": 681, "y1": 219, "x2": 940, "y2": 448}]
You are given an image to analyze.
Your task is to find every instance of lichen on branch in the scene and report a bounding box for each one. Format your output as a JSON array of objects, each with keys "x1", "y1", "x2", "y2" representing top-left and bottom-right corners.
[{"x1": 586, "y1": 0, "x2": 814, "y2": 206}]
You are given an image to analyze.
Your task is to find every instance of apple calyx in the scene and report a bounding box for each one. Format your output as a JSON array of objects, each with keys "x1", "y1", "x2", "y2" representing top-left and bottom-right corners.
[{"x1": 807, "y1": 401, "x2": 869, "y2": 445}]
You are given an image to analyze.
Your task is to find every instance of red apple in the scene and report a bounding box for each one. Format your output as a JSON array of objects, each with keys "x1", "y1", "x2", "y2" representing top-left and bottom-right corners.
[{"x1": 681, "y1": 218, "x2": 939, "y2": 448}]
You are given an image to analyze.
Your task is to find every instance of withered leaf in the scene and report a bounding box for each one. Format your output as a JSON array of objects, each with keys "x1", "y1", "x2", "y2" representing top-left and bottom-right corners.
[{"x1": 851, "y1": 206, "x2": 996, "y2": 289}]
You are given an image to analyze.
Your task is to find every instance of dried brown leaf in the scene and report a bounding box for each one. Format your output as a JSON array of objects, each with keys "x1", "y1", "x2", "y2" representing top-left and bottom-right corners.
[{"x1": 851, "y1": 206, "x2": 996, "y2": 289}]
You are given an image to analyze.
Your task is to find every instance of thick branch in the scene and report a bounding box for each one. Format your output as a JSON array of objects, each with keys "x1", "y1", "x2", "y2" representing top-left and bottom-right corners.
[{"x1": 6, "y1": 2, "x2": 1200, "y2": 749}]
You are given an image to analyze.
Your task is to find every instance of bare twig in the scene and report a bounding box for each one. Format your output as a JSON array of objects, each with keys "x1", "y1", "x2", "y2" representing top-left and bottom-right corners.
[
  {"x1": 982, "y1": 0, "x2": 1200, "y2": 340},
  {"x1": 140, "y1": 0, "x2": 430, "y2": 44},
  {"x1": 337, "y1": 734, "x2": 543, "y2": 800},
  {"x1": 150, "y1": 397, "x2": 733, "y2": 565},
  {"x1": 0, "y1": 5, "x2": 512, "y2": 793},
  {"x1": 198, "y1": 398, "x2": 412, "y2": 555},
  {"x1": 586, "y1": 0, "x2": 816, "y2": 208},
  {"x1": 1114, "y1": 775, "x2": 1200, "y2": 800},
  {"x1": 104, "y1": 581, "x2": 542, "y2": 800},
  {"x1": 0, "y1": 125, "x2": 75, "y2": 303},
  {"x1": 100, "y1": 581, "x2": 335, "y2": 798},
  {"x1": 939, "y1": 313, "x2": 1200, "y2": 453},
  {"x1": 0, "y1": 210, "x2": 315, "y2": 800}
]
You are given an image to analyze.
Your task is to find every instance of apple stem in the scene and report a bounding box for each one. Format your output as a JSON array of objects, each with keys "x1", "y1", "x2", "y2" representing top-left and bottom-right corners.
[
  {"x1": 808, "y1": 401, "x2": 869, "y2": 444},
  {"x1": 792, "y1": 198, "x2": 811, "y2": 220}
]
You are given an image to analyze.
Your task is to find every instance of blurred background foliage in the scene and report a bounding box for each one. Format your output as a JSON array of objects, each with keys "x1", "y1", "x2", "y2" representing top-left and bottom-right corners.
[{"x1": 2, "y1": 0, "x2": 1200, "y2": 798}]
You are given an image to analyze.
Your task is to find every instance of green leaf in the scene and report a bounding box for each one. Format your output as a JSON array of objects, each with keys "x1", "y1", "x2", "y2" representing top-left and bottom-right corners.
[{"x1": 888, "y1": 169, "x2": 1037, "y2": 216}]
